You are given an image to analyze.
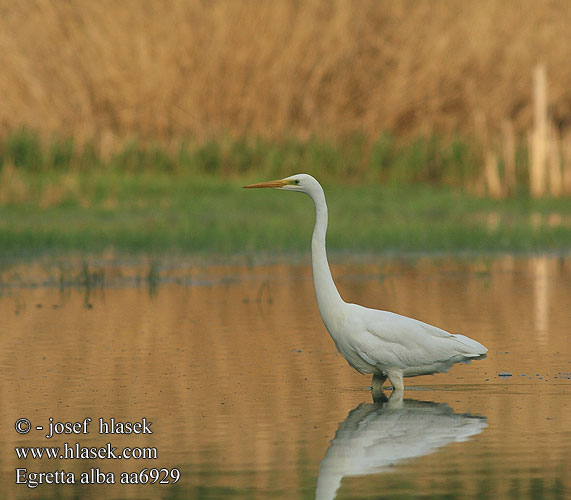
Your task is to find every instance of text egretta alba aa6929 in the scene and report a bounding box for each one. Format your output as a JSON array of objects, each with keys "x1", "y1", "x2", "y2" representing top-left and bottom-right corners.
[{"x1": 244, "y1": 174, "x2": 487, "y2": 397}]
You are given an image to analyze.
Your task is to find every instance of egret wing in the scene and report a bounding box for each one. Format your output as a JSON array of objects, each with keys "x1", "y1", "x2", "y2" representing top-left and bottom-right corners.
[{"x1": 345, "y1": 305, "x2": 485, "y2": 371}]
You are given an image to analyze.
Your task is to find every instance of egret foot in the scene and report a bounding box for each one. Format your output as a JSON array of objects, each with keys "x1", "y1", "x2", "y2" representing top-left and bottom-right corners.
[
  {"x1": 387, "y1": 370, "x2": 404, "y2": 395},
  {"x1": 386, "y1": 388, "x2": 404, "y2": 408},
  {"x1": 371, "y1": 373, "x2": 388, "y2": 403}
]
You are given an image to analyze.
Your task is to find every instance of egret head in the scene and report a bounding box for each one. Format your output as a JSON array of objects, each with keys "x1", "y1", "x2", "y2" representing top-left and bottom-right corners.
[{"x1": 243, "y1": 173, "x2": 319, "y2": 194}]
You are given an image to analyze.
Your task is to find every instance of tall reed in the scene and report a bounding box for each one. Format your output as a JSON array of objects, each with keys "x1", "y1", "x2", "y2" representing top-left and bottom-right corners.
[
  {"x1": 479, "y1": 65, "x2": 570, "y2": 198},
  {"x1": 0, "y1": 1, "x2": 570, "y2": 144},
  {"x1": 0, "y1": 3, "x2": 570, "y2": 197}
]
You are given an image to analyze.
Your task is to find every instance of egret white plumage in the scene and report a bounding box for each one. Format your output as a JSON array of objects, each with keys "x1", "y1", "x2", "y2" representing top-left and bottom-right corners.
[{"x1": 244, "y1": 174, "x2": 487, "y2": 396}]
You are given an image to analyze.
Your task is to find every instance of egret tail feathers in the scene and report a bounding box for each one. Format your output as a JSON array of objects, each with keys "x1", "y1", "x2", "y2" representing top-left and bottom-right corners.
[{"x1": 452, "y1": 333, "x2": 488, "y2": 357}]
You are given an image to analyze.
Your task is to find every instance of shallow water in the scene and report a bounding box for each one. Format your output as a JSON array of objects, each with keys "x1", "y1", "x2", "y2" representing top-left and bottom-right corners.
[{"x1": 0, "y1": 255, "x2": 569, "y2": 499}]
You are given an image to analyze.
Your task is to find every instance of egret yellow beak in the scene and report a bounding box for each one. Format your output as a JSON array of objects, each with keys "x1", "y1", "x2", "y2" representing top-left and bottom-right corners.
[{"x1": 243, "y1": 179, "x2": 289, "y2": 189}]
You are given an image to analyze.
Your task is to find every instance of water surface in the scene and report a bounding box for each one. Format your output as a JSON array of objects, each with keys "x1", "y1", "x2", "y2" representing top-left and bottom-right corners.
[{"x1": 1, "y1": 255, "x2": 569, "y2": 499}]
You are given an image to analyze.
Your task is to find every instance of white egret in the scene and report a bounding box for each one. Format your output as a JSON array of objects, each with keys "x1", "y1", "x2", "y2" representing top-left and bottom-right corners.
[{"x1": 244, "y1": 174, "x2": 487, "y2": 396}]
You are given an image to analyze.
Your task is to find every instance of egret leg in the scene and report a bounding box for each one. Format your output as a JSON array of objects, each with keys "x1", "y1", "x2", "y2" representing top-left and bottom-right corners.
[
  {"x1": 371, "y1": 373, "x2": 387, "y2": 403},
  {"x1": 387, "y1": 370, "x2": 404, "y2": 395},
  {"x1": 387, "y1": 389, "x2": 404, "y2": 408}
]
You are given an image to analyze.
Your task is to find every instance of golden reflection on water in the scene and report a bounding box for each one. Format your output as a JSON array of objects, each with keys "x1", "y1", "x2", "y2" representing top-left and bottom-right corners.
[{"x1": 0, "y1": 255, "x2": 569, "y2": 499}]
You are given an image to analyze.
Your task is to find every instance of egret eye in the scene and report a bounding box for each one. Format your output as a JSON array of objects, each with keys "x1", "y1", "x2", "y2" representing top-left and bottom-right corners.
[{"x1": 295, "y1": 179, "x2": 300, "y2": 185}]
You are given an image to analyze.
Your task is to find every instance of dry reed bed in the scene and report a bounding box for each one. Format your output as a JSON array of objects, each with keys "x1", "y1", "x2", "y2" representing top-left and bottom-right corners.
[
  {"x1": 1, "y1": 0, "x2": 570, "y2": 141},
  {"x1": 0, "y1": 0, "x2": 570, "y2": 196},
  {"x1": 479, "y1": 66, "x2": 571, "y2": 197}
]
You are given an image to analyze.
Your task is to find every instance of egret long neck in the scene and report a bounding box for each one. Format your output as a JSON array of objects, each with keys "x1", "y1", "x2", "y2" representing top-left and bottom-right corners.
[{"x1": 310, "y1": 186, "x2": 345, "y2": 323}]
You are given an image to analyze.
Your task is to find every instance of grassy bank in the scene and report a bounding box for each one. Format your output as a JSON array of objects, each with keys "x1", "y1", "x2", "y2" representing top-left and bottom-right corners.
[
  {"x1": 1, "y1": 169, "x2": 570, "y2": 260},
  {"x1": 1, "y1": 132, "x2": 570, "y2": 259},
  {"x1": 0, "y1": 129, "x2": 540, "y2": 192}
]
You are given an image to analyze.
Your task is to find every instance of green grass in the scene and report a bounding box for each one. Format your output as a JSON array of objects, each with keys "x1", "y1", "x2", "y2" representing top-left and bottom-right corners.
[
  {"x1": 0, "y1": 170, "x2": 570, "y2": 260},
  {"x1": 0, "y1": 130, "x2": 569, "y2": 260},
  {"x1": 0, "y1": 129, "x2": 528, "y2": 188}
]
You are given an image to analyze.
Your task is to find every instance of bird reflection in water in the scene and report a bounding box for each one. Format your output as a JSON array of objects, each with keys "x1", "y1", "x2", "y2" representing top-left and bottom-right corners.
[{"x1": 316, "y1": 394, "x2": 487, "y2": 500}]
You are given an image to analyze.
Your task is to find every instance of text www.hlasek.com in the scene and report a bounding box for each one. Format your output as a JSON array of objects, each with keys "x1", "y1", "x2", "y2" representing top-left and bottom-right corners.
[
  {"x1": 16, "y1": 443, "x2": 157, "y2": 460},
  {"x1": 14, "y1": 417, "x2": 180, "y2": 488},
  {"x1": 15, "y1": 443, "x2": 176, "y2": 489}
]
